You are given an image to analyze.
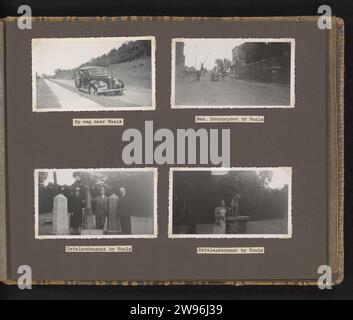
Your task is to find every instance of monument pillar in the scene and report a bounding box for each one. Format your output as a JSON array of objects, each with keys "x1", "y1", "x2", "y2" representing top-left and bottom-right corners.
[
  {"x1": 226, "y1": 216, "x2": 250, "y2": 234},
  {"x1": 107, "y1": 194, "x2": 121, "y2": 235},
  {"x1": 52, "y1": 193, "x2": 70, "y2": 235},
  {"x1": 82, "y1": 187, "x2": 95, "y2": 230}
]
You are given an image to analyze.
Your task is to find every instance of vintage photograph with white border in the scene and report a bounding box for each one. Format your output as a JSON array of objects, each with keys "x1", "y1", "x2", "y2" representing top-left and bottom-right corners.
[
  {"x1": 32, "y1": 36, "x2": 156, "y2": 112},
  {"x1": 169, "y1": 167, "x2": 292, "y2": 238},
  {"x1": 171, "y1": 38, "x2": 295, "y2": 109},
  {"x1": 34, "y1": 168, "x2": 158, "y2": 239}
]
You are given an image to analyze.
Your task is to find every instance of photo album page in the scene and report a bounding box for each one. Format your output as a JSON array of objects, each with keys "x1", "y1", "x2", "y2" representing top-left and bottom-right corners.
[{"x1": 0, "y1": 16, "x2": 344, "y2": 285}]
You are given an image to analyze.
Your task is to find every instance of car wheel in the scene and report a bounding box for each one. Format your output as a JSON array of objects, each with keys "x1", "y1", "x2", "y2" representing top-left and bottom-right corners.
[{"x1": 89, "y1": 85, "x2": 97, "y2": 96}]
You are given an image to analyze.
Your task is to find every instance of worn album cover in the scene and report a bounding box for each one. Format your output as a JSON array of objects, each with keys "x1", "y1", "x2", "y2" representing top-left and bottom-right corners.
[{"x1": 0, "y1": 16, "x2": 344, "y2": 285}]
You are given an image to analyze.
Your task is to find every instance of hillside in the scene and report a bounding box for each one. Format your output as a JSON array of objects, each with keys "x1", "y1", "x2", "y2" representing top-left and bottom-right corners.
[
  {"x1": 109, "y1": 56, "x2": 152, "y2": 89},
  {"x1": 52, "y1": 56, "x2": 151, "y2": 89},
  {"x1": 51, "y1": 40, "x2": 152, "y2": 89}
]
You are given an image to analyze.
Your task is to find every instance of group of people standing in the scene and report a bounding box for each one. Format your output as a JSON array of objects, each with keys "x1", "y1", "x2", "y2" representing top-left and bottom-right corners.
[
  {"x1": 213, "y1": 194, "x2": 241, "y2": 234},
  {"x1": 69, "y1": 186, "x2": 131, "y2": 235}
]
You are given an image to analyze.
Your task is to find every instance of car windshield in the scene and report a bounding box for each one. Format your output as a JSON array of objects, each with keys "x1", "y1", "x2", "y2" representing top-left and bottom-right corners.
[{"x1": 86, "y1": 68, "x2": 110, "y2": 76}]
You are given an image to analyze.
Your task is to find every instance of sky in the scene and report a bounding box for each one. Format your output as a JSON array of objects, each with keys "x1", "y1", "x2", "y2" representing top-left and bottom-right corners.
[
  {"x1": 183, "y1": 39, "x2": 246, "y2": 70},
  {"x1": 264, "y1": 168, "x2": 290, "y2": 189},
  {"x1": 32, "y1": 38, "x2": 128, "y2": 75},
  {"x1": 45, "y1": 170, "x2": 76, "y2": 186}
]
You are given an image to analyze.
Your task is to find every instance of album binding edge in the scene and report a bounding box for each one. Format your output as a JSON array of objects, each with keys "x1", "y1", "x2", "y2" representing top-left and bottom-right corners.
[
  {"x1": 327, "y1": 16, "x2": 344, "y2": 285},
  {"x1": 0, "y1": 20, "x2": 8, "y2": 282}
]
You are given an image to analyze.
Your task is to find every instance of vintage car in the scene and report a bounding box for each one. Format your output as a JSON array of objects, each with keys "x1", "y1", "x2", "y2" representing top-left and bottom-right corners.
[{"x1": 74, "y1": 66, "x2": 125, "y2": 95}]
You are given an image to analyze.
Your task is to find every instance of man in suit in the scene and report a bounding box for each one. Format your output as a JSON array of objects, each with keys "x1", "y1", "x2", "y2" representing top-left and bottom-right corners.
[
  {"x1": 118, "y1": 187, "x2": 131, "y2": 234},
  {"x1": 92, "y1": 186, "x2": 108, "y2": 230}
]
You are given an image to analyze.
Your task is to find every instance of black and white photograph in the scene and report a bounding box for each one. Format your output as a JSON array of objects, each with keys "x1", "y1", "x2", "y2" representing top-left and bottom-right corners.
[
  {"x1": 172, "y1": 38, "x2": 295, "y2": 108},
  {"x1": 34, "y1": 168, "x2": 157, "y2": 239},
  {"x1": 32, "y1": 37, "x2": 155, "y2": 111},
  {"x1": 169, "y1": 167, "x2": 292, "y2": 238}
]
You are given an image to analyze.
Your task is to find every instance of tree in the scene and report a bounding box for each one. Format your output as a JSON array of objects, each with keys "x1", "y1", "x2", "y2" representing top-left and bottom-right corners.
[
  {"x1": 54, "y1": 68, "x2": 62, "y2": 76},
  {"x1": 215, "y1": 58, "x2": 224, "y2": 71},
  {"x1": 38, "y1": 171, "x2": 48, "y2": 186},
  {"x1": 173, "y1": 170, "x2": 288, "y2": 225},
  {"x1": 71, "y1": 172, "x2": 109, "y2": 214}
]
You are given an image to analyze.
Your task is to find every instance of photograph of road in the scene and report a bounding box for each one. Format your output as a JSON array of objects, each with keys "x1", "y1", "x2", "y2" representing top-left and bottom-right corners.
[
  {"x1": 172, "y1": 38, "x2": 294, "y2": 108},
  {"x1": 32, "y1": 37, "x2": 155, "y2": 111}
]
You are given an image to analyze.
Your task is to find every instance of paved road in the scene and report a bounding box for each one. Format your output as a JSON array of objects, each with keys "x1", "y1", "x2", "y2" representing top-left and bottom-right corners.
[
  {"x1": 175, "y1": 78, "x2": 291, "y2": 107},
  {"x1": 51, "y1": 79, "x2": 152, "y2": 109},
  {"x1": 44, "y1": 79, "x2": 104, "y2": 109}
]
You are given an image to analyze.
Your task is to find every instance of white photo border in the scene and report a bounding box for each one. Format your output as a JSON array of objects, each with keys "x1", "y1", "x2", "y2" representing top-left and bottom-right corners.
[
  {"x1": 34, "y1": 167, "x2": 158, "y2": 239},
  {"x1": 171, "y1": 38, "x2": 295, "y2": 109},
  {"x1": 32, "y1": 36, "x2": 156, "y2": 112},
  {"x1": 168, "y1": 167, "x2": 293, "y2": 239}
]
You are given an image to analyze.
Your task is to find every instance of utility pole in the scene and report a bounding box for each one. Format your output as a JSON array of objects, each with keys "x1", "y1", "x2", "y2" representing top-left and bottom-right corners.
[{"x1": 195, "y1": 45, "x2": 198, "y2": 69}]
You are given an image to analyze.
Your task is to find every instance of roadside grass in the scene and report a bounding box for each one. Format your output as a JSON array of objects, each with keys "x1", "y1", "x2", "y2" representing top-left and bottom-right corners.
[
  {"x1": 36, "y1": 79, "x2": 61, "y2": 109},
  {"x1": 108, "y1": 56, "x2": 152, "y2": 89},
  {"x1": 53, "y1": 56, "x2": 152, "y2": 90}
]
